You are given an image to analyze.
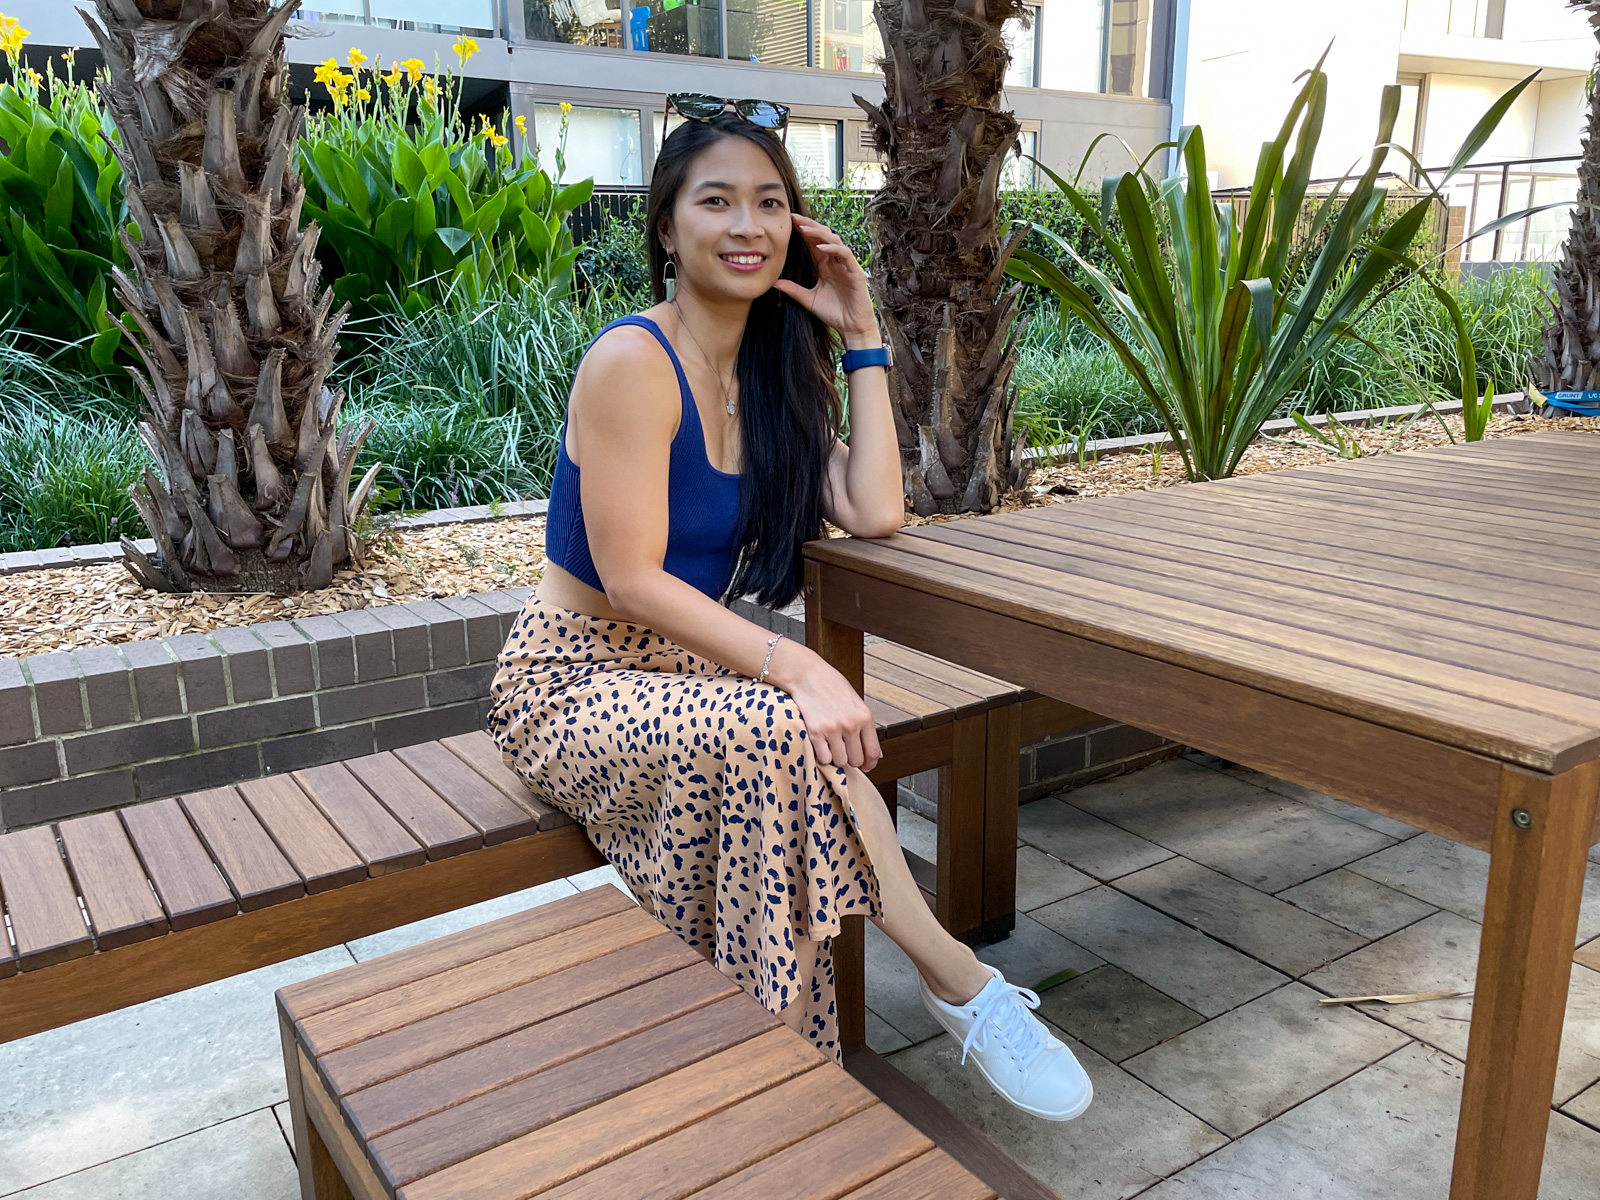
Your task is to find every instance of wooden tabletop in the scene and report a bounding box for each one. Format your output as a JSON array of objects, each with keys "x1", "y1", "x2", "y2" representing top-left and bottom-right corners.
[
  {"x1": 806, "y1": 434, "x2": 1600, "y2": 845},
  {"x1": 278, "y1": 887, "x2": 996, "y2": 1200}
]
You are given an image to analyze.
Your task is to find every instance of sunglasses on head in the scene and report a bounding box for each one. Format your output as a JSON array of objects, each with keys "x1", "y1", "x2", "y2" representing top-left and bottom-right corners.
[{"x1": 663, "y1": 93, "x2": 790, "y2": 144}]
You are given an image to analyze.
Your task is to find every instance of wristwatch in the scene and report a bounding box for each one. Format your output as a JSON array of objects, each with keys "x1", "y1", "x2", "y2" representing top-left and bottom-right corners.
[{"x1": 841, "y1": 346, "x2": 891, "y2": 373}]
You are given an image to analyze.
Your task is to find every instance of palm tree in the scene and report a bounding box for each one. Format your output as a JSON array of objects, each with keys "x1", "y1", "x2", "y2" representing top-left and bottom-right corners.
[
  {"x1": 1533, "y1": 1, "x2": 1600, "y2": 394},
  {"x1": 86, "y1": 0, "x2": 377, "y2": 593},
  {"x1": 855, "y1": 0, "x2": 1030, "y2": 515}
]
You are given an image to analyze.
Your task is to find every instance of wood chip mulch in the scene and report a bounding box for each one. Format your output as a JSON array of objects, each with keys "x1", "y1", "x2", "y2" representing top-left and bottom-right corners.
[{"x1": 3, "y1": 411, "x2": 1595, "y2": 662}]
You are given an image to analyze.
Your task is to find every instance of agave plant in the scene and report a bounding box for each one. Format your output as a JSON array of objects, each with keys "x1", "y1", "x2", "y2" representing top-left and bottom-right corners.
[
  {"x1": 1008, "y1": 56, "x2": 1534, "y2": 480},
  {"x1": 85, "y1": 0, "x2": 377, "y2": 593}
]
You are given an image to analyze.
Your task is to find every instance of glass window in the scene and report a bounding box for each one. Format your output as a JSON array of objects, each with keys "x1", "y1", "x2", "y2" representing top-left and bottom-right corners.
[
  {"x1": 788, "y1": 120, "x2": 841, "y2": 184},
  {"x1": 727, "y1": 0, "x2": 810, "y2": 65},
  {"x1": 371, "y1": 0, "x2": 496, "y2": 33},
  {"x1": 1002, "y1": 130, "x2": 1038, "y2": 190},
  {"x1": 293, "y1": 1, "x2": 367, "y2": 23},
  {"x1": 1105, "y1": 0, "x2": 1151, "y2": 96},
  {"x1": 525, "y1": 0, "x2": 625, "y2": 46},
  {"x1": 1038, "y1": 0, "x2": 1103, "y2": 93},
  {"x1": 627, "y1": 0, "x2": 722, "y2": 56},
  {"x1": 817, "y1": 0, "x2": 882, "y2": 73},
  {"x1": 536, "y1": 104, "x2": 644, "y2": 185},
  {"x1": 1005, "y1": 5, "x2": 1039, "y2": 89}
]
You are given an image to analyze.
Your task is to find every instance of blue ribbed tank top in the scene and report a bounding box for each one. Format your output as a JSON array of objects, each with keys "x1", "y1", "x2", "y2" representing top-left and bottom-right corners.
[{"x1": 545, "y1": 316, "x2": 744, "y2": 601}]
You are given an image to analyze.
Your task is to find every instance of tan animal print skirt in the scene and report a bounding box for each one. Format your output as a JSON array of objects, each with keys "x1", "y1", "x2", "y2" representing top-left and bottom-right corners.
[{"x1": 486, "y1": 600, "x2": 882, "y2": 1060}]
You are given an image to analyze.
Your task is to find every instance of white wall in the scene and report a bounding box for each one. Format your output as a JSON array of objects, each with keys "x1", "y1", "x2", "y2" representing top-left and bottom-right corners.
[
  {"x1": 1502, "y1": 0, "x2": 1594, "y2": 46},
  {"x1": 1419, "y1": 72, "x2": 1543, "y2": 163},
  {"x1": 1180, "y1": 0, "x2": 1406, "y2": 187},
  {"x1": 1533, "y1": 72, "x2": 1588, "y2": 156}
]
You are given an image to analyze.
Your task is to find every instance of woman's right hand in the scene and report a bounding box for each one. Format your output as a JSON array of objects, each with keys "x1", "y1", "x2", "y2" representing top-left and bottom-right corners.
[{"x1": 769, "y1": 640, "x2": 882, "y2": 773}]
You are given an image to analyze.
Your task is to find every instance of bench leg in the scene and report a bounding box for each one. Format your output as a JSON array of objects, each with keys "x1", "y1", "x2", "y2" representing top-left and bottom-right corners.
[
  {"x1": 279, "y1": 1010, "x2": 353, "y2": 1200},
  {"x1": 1449, "y1": 762, "x2": 1598, "y2": 1200},
  {"x1": 938, "y1": 716, "x2": 988, "y2": 946},
  {"x1": 980, "y1": 703, "x2": 1021, "y2": 945}
]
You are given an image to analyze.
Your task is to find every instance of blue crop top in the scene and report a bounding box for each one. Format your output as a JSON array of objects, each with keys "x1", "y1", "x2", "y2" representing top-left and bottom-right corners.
[{"x1": 545, "y1": 316, "x2": 744, "y2": 601}]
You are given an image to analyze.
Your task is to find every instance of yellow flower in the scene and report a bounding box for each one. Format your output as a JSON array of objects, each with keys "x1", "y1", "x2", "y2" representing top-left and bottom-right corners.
[
  {"x1": 383, "y1": 64, "x2": 402, "y2": 87},
  {"x1": 422, "y1": 76, "x2": 438, "y2": 99},
  {"x1": 347, "y1": 47, "x2": 367, "y2": 68},
  {"x1": 452, "y1": 36, "x2": 478, "y2": 61},
  {"x1": 356, "y1": 87, "x2": 370, "y2": 102},
  {"x1": 515, "y1": 114, "x2": 526, "y2": 135},
  {"x1": 560, "y1": 101, "x2": 571, "y2": 115},
  {"x1": 487, "y1": 127, "x2": 507, "y2": 148},
  {"x1": 0, "y1": 21, "x2": 28, "y2": 57},
  {"x1": 403, "y1": 57, "x2": 425, "y2": 83},
  {"x1": 22, "y1": 65, "x2": 38, "y2": 86},
  {"x1": 314, "y1": 56, "x2": 340, "y2": 85}
]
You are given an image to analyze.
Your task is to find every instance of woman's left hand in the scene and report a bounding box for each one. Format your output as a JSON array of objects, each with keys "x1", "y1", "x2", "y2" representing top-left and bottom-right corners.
[{"x1": 774, "y1": 214, "x2": 881, "y2": 349}]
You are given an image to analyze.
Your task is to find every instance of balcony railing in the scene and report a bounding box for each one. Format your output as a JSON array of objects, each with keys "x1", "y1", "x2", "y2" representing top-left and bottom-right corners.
[{"x1": 293, "y1": 1, "x2": 501, "y2": 38}]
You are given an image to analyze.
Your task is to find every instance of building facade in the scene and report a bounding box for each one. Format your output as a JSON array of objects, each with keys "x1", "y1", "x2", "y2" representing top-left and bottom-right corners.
[{"x1": 12, "y1": 0, "x2": 1182, "y2": 189}]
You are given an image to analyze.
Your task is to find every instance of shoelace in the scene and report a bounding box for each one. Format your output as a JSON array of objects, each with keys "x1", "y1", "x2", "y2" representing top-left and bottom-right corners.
[{"x1": 959, "y1": 980, "x2": 1047, "y2": 1072}]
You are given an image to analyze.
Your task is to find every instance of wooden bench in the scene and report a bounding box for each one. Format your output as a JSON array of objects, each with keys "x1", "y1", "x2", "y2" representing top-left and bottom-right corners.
[
  {"x1": 276, "y1": 887, "x2": 1003, "y2": 1200},
  {"x1": 0, "y1": 648, "x2": 1095, "y2": 1045}
]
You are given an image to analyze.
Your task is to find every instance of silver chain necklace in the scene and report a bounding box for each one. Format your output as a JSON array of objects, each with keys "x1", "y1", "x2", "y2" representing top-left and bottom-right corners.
[{"x1": 671, "y1": 300, "x2": 737, "y2": 417}]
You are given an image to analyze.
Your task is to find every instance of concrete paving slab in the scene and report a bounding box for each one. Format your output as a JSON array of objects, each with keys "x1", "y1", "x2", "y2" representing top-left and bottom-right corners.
[
  {"x1": 1018, "y1": 796, "x2": 1172, "y2": 881},
  {"x1": 975, "y1": 912, "x2": 1104, "y2": 993},
  {"x1": 1037, "y1": 964, "x2": 1204, "y2": 1063},
  {"x1": 865, "y1": 1009, "x2": 911, "y2": 1055},
  {"x1": 1278, "y1": 868, "x2": 1437, "y2": 940},
  {"x1": 1220, "y1": 765, "x2": 1419, "y2": 840},
  {"x1": 1123, "y1": 982, "x2": 1410, "y2": 1137},
  {"x1": 345, "y1": 878, "x2": 579, "y2": 961},
  {"x1": 1066, "y1": 759, "x2": 1395, "y2": 892},
  {"x1": 896, "y1": 809, "x2": 937, "y2": 863},
  {"x1": 1565, "y1": 1081, "x2": 1600, "y2": 1132},
  {"x1": 1304, "y1": 912, "x2": 1600, "y2": 1106},
  {"x1": 1140, "y1": 1043, "x2": 1600, "y2": 1200},
  {"x1": 1016, "y1": 845, "x2": 1098, "y2": 912},
  {"x1": 271, "y1": 1102, "x2": 293, "y2": 1160},
  {"x1": 1034, "y1": 886, "x2": 1289, "y2": 1018},
  {"x1": 1346, "y1": 833, "x2": 1600, "y2": 944},
  {"x1": 5, "y1": 1111, "x2": 298, "y2": 1200},
  {"x1": 0, "y1": 945, "x2": 353, "y2": 1194},
  {"x1": 1581, "y1": 939, "x2": 1600, "y2": 973},
  {"x1": 1116, "y1": 858, "x2": 1366, "y2": 977},
  {"x1": 864, "y1": 920, "x2": 944, "y2": 1045},
  {"x1": 567, "y1": 863, "x2": 631, "y2": 894},
  {"x1": 888, "y1": 1026, "x2": 1227, "y2": 1199}
]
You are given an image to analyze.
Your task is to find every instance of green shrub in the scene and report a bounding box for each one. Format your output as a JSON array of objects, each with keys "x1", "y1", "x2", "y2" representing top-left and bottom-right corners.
[
  {"x1": 0, "y1": 44, "x2": 131, "y2": 374},
  {"x1": 575, "y1": 199, "x2": 651, "y2": 308},
  {"x1": 350, "y1": 278, "x2": 624, "y2": 504},
  {"x1": 298, "y1": 48, "x2": 593, "y2": 320}
]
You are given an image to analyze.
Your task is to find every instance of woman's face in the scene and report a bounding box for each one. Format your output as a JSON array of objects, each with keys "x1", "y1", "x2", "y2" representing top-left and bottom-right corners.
[{"x1": 660, "y1": 135, "x2": 793, "y2": 304}]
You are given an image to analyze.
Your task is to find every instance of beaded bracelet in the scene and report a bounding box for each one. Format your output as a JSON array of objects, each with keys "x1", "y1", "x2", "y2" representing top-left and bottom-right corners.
[{"x1": 756, "y1": 634, "x2": 783, "y2": 684}]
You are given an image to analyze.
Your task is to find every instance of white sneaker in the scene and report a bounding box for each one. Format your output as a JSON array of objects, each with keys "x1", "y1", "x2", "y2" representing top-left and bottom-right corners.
[{"x1": 919, "y1": 964, "x2": 1093, "y2": 1122}]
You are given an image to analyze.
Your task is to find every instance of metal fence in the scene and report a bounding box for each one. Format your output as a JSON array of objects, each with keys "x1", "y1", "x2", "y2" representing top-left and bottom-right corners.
[
  {"x1": 1437, "y1": 155, "x2": 1579, "y2": 265},
  {"x1": 570, "y1": 187, "x2": 648, "y2": 244}
]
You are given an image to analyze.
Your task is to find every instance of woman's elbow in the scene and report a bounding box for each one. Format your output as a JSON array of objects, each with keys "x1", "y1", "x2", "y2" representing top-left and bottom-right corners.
[{"x1": 854, "y1": 505, "x2": 905, "y2": 540}]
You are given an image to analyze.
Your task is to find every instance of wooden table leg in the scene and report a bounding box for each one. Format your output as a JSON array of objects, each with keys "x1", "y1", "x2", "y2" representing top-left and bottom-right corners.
[
  {"x1": 1450, "y1": 762, "x2": 1600, "y2": 1200},
  {"x1": 279, "y1": 1007, "x2": 352, "y2": 1200},
  {"x1": 981, "y1": 702, "x2": 1022, "y2": 945},
  {"x1": 939, "y1": 715, "x2": 987, "y2": 946},
  {"x1": 807, "y1": 561, "x2": 868, "y2": 1052}
]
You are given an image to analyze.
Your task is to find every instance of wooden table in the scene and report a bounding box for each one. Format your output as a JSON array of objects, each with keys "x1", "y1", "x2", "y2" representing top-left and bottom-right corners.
[{"x1": 805, "y1": 431, "x2": 1600, "y2": 1200}]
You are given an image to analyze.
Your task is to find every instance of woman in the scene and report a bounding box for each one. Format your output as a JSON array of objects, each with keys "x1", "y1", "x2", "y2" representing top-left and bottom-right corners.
[{"x1": 489, "y1": 104, "x2": 1091, "y2": 1121}]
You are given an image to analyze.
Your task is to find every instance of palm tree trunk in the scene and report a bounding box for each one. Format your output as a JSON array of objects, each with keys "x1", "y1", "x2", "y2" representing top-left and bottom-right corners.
[
  {"x1": 1534, "y1": 2, "x2": 1600, "y2": 393},
  {"x1": 856, "y1": 0, "x2": 1030, "y2": 515},
  {"x1": 89, "y1": 0, "x2": 377, "y2": 594}
]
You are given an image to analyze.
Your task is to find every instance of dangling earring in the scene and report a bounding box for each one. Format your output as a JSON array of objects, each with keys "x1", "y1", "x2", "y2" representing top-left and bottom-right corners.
[{"x1": 662, "y1": 257, "x2": 677, "y2": 303}]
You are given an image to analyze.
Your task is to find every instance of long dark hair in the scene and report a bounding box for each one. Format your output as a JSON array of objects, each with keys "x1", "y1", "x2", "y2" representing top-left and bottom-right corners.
[{"x1": 645, "y1": 114, "x2": 840, "y2": 607}]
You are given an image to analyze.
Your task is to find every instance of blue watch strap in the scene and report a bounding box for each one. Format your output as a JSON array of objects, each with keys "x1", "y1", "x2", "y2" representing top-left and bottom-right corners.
[{"x1": 841, "y1": 346, "x2": 891, "y2": 373}]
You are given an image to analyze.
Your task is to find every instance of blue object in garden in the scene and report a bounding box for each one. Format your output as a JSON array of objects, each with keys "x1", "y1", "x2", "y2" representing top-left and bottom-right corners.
[
  {"x1": 629, "y1": 5, "x2": 650, "y2": 50},
  {"x1": 1544, "y1": 391, "x2": 1600, "y2": 415}
]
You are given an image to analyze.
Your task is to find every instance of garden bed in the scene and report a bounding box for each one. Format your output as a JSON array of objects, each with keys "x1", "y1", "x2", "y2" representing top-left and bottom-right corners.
[{"x1": 2, "y1": 410, "x2": 1595, "y2": 663}]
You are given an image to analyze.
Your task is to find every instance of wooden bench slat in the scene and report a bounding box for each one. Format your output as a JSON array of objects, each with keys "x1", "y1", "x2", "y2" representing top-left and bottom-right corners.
[
  {"x1": 394, "y1": 1028, "x2": 825, "y2": 1200},
  {"x1": 119, "y1": 799, "x2": 238, "y2": 931},
  {"x1": 393, "y1": 742, "x2": 541, "y2": 845},
  {"x1": 438, "y1": 731, "x2": 565, "y2": 830},
  {"x1": 344, "y1": 753, "x2": 482, "y2": 860},
  {"x1": 865, "y1": 694, "x2": 921, "y2": 740},
  {"x1": 0, "y1": 826, "x2": 93, "y2": 970},
  {"x1": 324, "y1": 930, "x2": 699, "y2": 1096},
  {"x1": 836, "y1": 1149, "x2": 997, "y2": 1200},
  {"x1": 872, "y1": 643, "x2": 1022, "y2": 704},
  {"x1": 294, "y1": 761, "x2": 428, "y2": 878},
  {"x1": 56, "y1": 811, "x2": 168, "y2": 950},
  {"x1": 682, "y1": 1102, "x2": 933, "y2": 1200},
  {"x1": 180, "y1": 787, "x2": 306, "y2": 911},
  {"x1": 278, "y1": 883, "x2": 633, "y2": 1020},
  {"x1": 345, "y1": 962, "x2": 741, "y2": 1140},
  {"x1": 236, "y1": 776, "x2": 367, "y2": 894},
  {"x1": 862, "y1": 673, "x2": 955, "y2": 728},
  {"x1": 372, "y1": 992, "x2": 779, "y2": 1188},
  {"x1": 302, "y1": 907, "x2": 666, "y2": 1059},
  {"x1": 523, "y1": 1064, "x2": 881, "y2": 1200},
  {"x1": 864, "y1": 654, "x2": 1003, "y2": 721}
]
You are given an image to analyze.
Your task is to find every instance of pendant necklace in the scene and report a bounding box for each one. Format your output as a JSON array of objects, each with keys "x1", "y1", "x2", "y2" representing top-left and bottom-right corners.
[{"x1": 672, "y1": 300, "x2": 737, "y2": 417}]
